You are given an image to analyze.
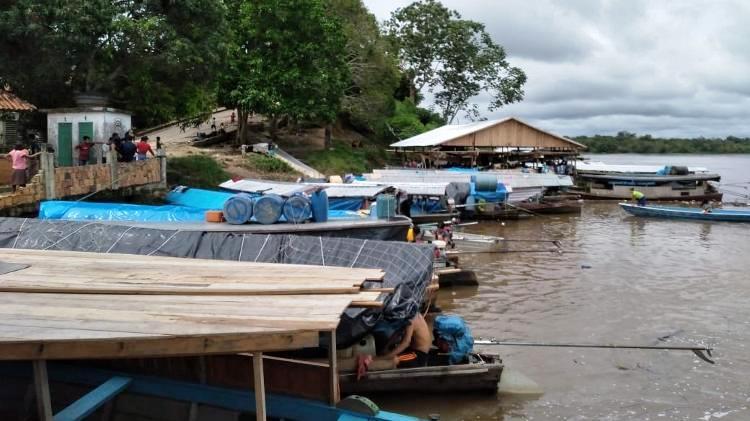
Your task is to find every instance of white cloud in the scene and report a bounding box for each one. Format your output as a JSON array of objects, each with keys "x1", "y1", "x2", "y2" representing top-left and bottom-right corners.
[{"x1": 363, "y1": 0, "x2": 750, "y2": 137}]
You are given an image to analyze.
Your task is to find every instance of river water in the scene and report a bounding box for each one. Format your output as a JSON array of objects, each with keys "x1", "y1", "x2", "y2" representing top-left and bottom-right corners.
[{"x1": 381, "y1": 154, "x2": 750, "y2": 420}]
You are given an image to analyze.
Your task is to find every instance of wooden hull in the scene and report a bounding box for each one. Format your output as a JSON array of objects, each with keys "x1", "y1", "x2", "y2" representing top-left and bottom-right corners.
[
  {"x1": 409, "y1": 212, "x2": 460, "y2": 224},
  {"x1": 340, "y1": 354, "x2": 503, "y2": 394},
  {"x1": 517, "y1": 200, "x2": 582, "y2": 214},
  {"x1": 621, "y1": 203, "x2": 750, "y2": 222},
  {"x1": 579, "y1": 191, "x2": 723, "y2": 202}
]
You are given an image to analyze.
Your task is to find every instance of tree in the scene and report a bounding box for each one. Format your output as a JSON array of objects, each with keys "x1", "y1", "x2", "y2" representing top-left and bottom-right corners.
[
  {"x1": 386, "y1": 0, "x2": 526, "y2": 123},
  {"x1": 0, "y1": 0, "x2": 229, "y2": 127},
  {"x1": 219, "y1": 0, "x2": 349, "y2": 145},
  {"x1": 327, "y1": 0, "x2": 400, "y2": 137}
]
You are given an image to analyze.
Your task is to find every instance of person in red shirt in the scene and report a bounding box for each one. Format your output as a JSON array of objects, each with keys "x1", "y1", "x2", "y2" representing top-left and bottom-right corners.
[
  {"x1": 74, "y1": 136, "x2": 94, "y2": 166},
  {"x1": 136, "y1": 136, "x2": 156, "y2": 161}
]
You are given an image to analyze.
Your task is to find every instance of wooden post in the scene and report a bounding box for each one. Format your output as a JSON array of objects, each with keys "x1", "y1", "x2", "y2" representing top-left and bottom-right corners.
[
  {"x1": 157, "y1": 148, "x2": 167, "y2": 188},
  {"x1": 32, "y1": 360, "x2": 53, "y2": 421},
  {"x1": 328, "y1": 330, "x2": 339, "y2": 405},
  {"x1": 40, "y1": 152, "x2": 56, "y2": 200},
  {"x1": 252, "y1": 353, "x2": 266, "y2": 421},
  {"x1": 108, "y1": 150, "x2": 119, "y2": 190}
]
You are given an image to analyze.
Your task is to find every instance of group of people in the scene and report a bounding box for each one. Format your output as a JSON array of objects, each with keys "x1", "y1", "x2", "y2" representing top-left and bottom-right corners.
[{"x1": 75, "y1": 131, "x2": 156, "y2": 165}]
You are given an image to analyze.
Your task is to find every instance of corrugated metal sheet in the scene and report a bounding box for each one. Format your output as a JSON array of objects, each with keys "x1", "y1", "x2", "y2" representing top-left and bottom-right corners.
[
  {"x1": 390, "y1": 116, "x2": 584, "y2": 149},
  {"x1": 366, "y1": 170, "x2": 573, "y2": 188},
  {"x1": 352, "y1": 181, "x2": 449, "y2": 196},
  {"x1": 220, "y1": 179, "x2": 388, "y2": 198},
  {"x1": 0, "y1": 91, "x2": 36, "y2": 112}
]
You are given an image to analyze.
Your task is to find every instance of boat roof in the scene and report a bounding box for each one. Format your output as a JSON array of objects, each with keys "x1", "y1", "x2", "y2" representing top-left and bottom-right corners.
[
  {"x1": 220, "y1": 179, "x2": 389, "y2": 198},
  {"x1": 576, "y1": 161, "x2": 711, "y2": 174},
  {"x1": 579, "y1": 173, "x2": 720, "y2": 182},
  {"x1": 366, "y1": 169, "x2": 574, "y2": 188},
  {"x1": 0, "y1": 248, "x2": 380, "y2": 360}
]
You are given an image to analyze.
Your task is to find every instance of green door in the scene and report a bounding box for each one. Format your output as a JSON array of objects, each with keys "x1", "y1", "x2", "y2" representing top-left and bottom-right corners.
[
  {"x1": 57, "y1": 122, "x2": 73, "y2": 167},
  {"x1": 78, "y1": 121, "x2": 94, "y2": 164}
]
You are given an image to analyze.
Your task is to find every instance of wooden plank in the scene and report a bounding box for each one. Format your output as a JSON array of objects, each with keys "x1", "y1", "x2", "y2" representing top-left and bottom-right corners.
[
  {"x1": 0, "y1": 250, "x2": 384, "y2": 295},
  {"x1": 328, "y1": 330, "x2": 339, "y2": 405},
  {"x1": 53, "y1": 376, "x2": 132, "y2": 421},
  {"x1": 33, "y1": 360, "x2": 53, "y2": 421},
  {"x1": 252, "y1": 353, "x2": 266, "y2": 421}
]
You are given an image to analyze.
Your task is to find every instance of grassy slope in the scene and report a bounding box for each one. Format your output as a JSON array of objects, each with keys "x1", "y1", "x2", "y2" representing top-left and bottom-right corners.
[{"x1": 304, "y1": 139, "x2": 388, "y2": 175}]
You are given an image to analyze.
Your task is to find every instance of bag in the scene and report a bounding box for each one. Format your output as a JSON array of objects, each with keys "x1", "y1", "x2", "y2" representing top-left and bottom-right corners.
[{"x1": 433, "y1": 314, "x2": 474, "y2": 364}]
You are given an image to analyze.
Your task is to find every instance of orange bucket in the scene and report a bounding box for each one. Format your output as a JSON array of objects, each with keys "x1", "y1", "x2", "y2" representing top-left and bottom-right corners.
[{"x1": 205, "y1": 210, "x2": 224, "y2": 223}]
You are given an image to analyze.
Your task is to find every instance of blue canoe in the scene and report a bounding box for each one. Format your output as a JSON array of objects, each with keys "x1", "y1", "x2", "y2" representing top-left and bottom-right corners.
[{"x1": 620, "y1": 203, "x2": 750, "y2": 222}]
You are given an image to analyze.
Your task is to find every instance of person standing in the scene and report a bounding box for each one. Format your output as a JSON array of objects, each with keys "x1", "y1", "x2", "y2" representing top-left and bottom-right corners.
[
  {"x1": 210, "y1": 117, "x2": 217, "y2": 132},
  {"x1": 6, "y1": 143, "x2": 30, "y2": 192},
  {"x1": 120, "y1": 137, "x2": 137, "y2": 163},
  {"x1": 136, "y1": 136, "x2": 155, "y2": 161},
  {"x1": 74, "y1": 136, "x2": 94, "y2": 166},
  {"x1": 630, "y1": 188, "x2": 647, "y2": 206}
]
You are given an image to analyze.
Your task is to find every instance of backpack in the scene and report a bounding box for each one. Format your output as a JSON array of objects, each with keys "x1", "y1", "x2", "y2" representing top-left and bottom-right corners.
[{"x1": 433, "y1": 314, "x2": 474, "y2": 364}]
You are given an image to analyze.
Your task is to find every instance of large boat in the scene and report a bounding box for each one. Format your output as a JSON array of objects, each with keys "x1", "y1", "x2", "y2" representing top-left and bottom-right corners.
[
  {"x1": 574, "y1": 162, "x2": 722, "y2": 201},
  {"x1": 620, "y1": 203, "x2": 750, "y2": 222}
]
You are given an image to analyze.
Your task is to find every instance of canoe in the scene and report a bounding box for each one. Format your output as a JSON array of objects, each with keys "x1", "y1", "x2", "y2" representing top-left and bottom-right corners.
[
  {"x1": 620, "y1": 203, "x2": 750, "y2": 222},
  {"x1": 340, "y1": 353, "x2": 503, "y2": 394}
]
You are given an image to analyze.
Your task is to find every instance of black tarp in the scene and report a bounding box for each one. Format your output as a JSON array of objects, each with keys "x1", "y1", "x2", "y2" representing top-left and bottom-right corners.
[{"x1": 0, "y1": 218, "x2": 434, "y2": 347}]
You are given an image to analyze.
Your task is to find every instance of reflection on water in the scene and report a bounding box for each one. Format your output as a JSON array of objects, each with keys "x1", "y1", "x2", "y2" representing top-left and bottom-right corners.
[{"x1": 378, "y1": 201, "x2": 750, "y2": 420}]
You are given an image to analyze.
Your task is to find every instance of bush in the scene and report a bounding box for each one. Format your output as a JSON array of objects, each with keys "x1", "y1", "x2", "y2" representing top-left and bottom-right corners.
[
  {"x1": 167, "y1": 155, "x2": 229, "y2": 188},
  {"x1": 245, "y1": 153, "x2": 294, "y2": 173}
]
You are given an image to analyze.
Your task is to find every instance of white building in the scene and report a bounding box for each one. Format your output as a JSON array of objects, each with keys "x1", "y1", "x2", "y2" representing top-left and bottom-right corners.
[{"x1": 45, "y1": 107, "x2": 132, "y2": 166}]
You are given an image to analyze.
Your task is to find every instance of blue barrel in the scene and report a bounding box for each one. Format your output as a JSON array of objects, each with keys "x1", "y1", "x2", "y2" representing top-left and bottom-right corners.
[
  {"x1": 376, "y1": 194, "x2": 397, "y2": 219},
  {"x1": 471, "y1": 173, "x2": 498, "y2": 191},
  {"x1": 311, "y1": 190, "x2": 329, "y2": 222},
  {"x1": 222, "y1": 194, "x2": 254, "y2": 225},
  {"x1": 283, "y1": 194, "x2": 312, "y2": 223},
  {"x1": 253, "y1": 194, "x2": 284, "y2": 225}
]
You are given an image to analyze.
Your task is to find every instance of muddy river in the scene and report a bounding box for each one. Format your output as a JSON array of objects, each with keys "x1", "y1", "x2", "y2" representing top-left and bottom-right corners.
[{"x1": 379, "y1": 154, "x2": 750, "y2": 420}]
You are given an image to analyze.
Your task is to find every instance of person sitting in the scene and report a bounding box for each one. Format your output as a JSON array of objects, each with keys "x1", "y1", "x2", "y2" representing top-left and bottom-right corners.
[
  {"x1": 701, "y1": 200, "x2": 713, "y2": 214},
  {"x1": 630, "y1": 188, "x2": 647, "y2": 206},
  {"x1": 384, "y1": 313, "x2": 431, "y2": 368}
]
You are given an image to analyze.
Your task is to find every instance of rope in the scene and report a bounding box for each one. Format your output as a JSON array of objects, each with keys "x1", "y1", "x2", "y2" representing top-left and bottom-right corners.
[
  {"x1": 238, "y1": 234, "x2": 246, "y2": 261},
  {"x1": 254, "y1": 234, "x2": 270, "y2": 262},
  {"x1": 11, "y1": 218, "x2": 28, "y2": 249},
  {"x1": 43, "y1": 222, "x2": 98, "y2": 250},
  {"x1": 350, "y1": 240, "x2": 367, "y2": 268},
  {"x1": 106, "y1": 225, "x2": 137, "y2": 253},
  {"x1": 147, "y1": 230, "x2": 181, "y2": 256}
]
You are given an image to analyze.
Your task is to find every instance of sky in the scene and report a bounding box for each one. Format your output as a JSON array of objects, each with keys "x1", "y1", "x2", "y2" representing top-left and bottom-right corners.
[{"x1": 363, "y1": 0, "x2": 750, "y2": 138}]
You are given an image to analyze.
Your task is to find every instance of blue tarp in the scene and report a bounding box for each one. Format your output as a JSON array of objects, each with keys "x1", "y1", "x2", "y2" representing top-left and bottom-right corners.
[
  {"x1": 411, "y1": 197, "x2": 445, "y2": 215},
  {"x1": 165, "y1": 187, "x2": 235, "y2": 210},
  {"x1": 329, "y1": 197, "x2": 365, "y2": 211},
  {"x1": 39, "y1": 201, "x2": 207, "y2": 222},
  {"x1": 469, "y1": 182, "x2": 508, "y2": 203}
]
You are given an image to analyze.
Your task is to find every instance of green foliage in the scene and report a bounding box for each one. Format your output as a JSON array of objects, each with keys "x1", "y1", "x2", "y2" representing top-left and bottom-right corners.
[
  {"x1": 167, "y1": 155, "x2": 229, "y2": 189},
  {"x1": 387, "y1": 99, "x2": 445, "y2": 140},
  {"x1": 245, "y1": 153, "x2": 294, "y2": 174},
  {"x1": 575, "y1": 132, "x2": 750, "y2": 154},
  {"x1": 386, "y1": 0, "x2": 526, "y2": 123},
  {"x1": 305, "y1": 140, "x2": 387, "y2": 174},
  {"x1": 327, "y1": 0, "x2": 400, "y2": 136},
  {"x1": 0, "y1": 0, "x2": 229, "y2": 127},
  {"x1": 219, "y1": 0, "x2": 349, "y2": 124}
]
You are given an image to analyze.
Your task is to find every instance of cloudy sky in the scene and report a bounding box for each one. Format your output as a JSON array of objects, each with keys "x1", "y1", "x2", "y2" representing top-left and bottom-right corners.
[{"x1": 363, "y1": 0, "x2": 750, "y2": 138}]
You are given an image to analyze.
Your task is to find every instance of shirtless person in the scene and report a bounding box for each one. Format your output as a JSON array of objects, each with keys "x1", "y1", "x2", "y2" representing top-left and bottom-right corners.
[{"x1": 385, "y1": 313, "x2": 431, "y2": 368}]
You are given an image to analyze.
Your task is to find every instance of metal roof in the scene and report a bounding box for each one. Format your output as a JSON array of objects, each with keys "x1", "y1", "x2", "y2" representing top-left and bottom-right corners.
[
  {"x1": 575, "y1": 161, "x2": 711, "y2": 174},
  {"x1": 220, "y1": 179, "x2": 388, "y2": 198},
  {"x1": 366, "y1": 170, "x2": 574, "y2": 188},
  {"x1": 390, "y1": 117, "x2": 584, "y2": 149},
  {"x1": 352, "y1": 181, "x2": 449, "y2": 196},
  {"x1": 0, "y1": 90, "x2": 35, "y2": 112}
]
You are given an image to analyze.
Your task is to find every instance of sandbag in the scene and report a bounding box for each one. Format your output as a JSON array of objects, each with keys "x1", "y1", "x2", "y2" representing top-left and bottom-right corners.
[
  {"x1": 222, "y1": 194, "x2": 254, "y2": 225},
  {"x1": 254, "y1": 194, "x2": 284, "y2": 224}
]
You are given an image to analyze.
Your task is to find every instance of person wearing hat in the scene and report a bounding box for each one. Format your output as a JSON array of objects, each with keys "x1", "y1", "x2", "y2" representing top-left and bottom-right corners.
[{"x1": 630, "y1": 187, "x2": 646, "y2": 206}]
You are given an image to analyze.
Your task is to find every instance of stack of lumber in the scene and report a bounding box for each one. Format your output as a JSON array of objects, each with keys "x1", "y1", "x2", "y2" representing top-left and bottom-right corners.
[{"x1": 0, "y1": 249, "x2": 385, "y2": 360}]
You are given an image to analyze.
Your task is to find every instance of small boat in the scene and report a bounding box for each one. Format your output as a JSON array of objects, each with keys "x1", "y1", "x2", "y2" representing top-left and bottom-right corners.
[
  {"x1": 340, "y1": 352, "x2": 503, "y2": 394},
  {"x1": 620, "y1": 203, "x2": 750, "y2": 222},
  {"x1": 516, "y1": 199, "x2": 582, "y2": 214}
]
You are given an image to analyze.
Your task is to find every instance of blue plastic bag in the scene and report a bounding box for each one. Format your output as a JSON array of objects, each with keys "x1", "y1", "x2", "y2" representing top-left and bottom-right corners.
[{"x1": 433, "y1": 314, "x2": 474, "y2": 364}]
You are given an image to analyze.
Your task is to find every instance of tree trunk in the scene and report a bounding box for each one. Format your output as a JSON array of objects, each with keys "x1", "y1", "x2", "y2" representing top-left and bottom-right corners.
[
  {"x1": 269, "y1": 115, "x2": 278, "y2": 140},
  {"x1": 324, "y1": 124, "x2": 332, "y2": 149},
  {"x1": 236, "y1": 108, "x2": 248, "y2": 145}
]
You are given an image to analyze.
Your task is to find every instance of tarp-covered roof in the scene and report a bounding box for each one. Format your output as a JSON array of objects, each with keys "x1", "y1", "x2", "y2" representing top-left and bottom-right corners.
[
  {"x1": 0, "y1": 90, "x2": 35, "y2": 112},
  {"x1": 390, "y1": 117, "x2": 584, "y2": 149}
]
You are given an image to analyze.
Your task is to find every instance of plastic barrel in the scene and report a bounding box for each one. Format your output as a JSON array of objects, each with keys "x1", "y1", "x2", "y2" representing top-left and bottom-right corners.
[
  {"x1": 254, "y1": 194, "x2": 284, "y2": 225},
  {"x1": 471, "y1": 173, "x2": 498, "y2": 191},
  {"x1": 222, "y1": 194, "x2": 254, "y2": 225},
  {"x1": 376, "y1": 194, "x2": 397, "y2": 219},
  {"x1": 283, "y1": 194, "x2": 312, "y2": 223},
  {"x1": 311, "y1": 190, "x2": 329, "y2": 222}
]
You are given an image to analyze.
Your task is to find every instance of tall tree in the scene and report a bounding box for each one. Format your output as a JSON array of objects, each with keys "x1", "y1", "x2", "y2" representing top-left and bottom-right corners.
[
  {"x1": 0, "y1": 0, "x2": 229, "y2": 127},
  {"x1": 386, "y1": 0, "x2": 526, "y2": 123},
  {"x1": 327, "y1": 0, "x2": 400, "y2": 136},
  {"x1": 219, "y1": 0, "x2": 349, "y2": 145}
]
